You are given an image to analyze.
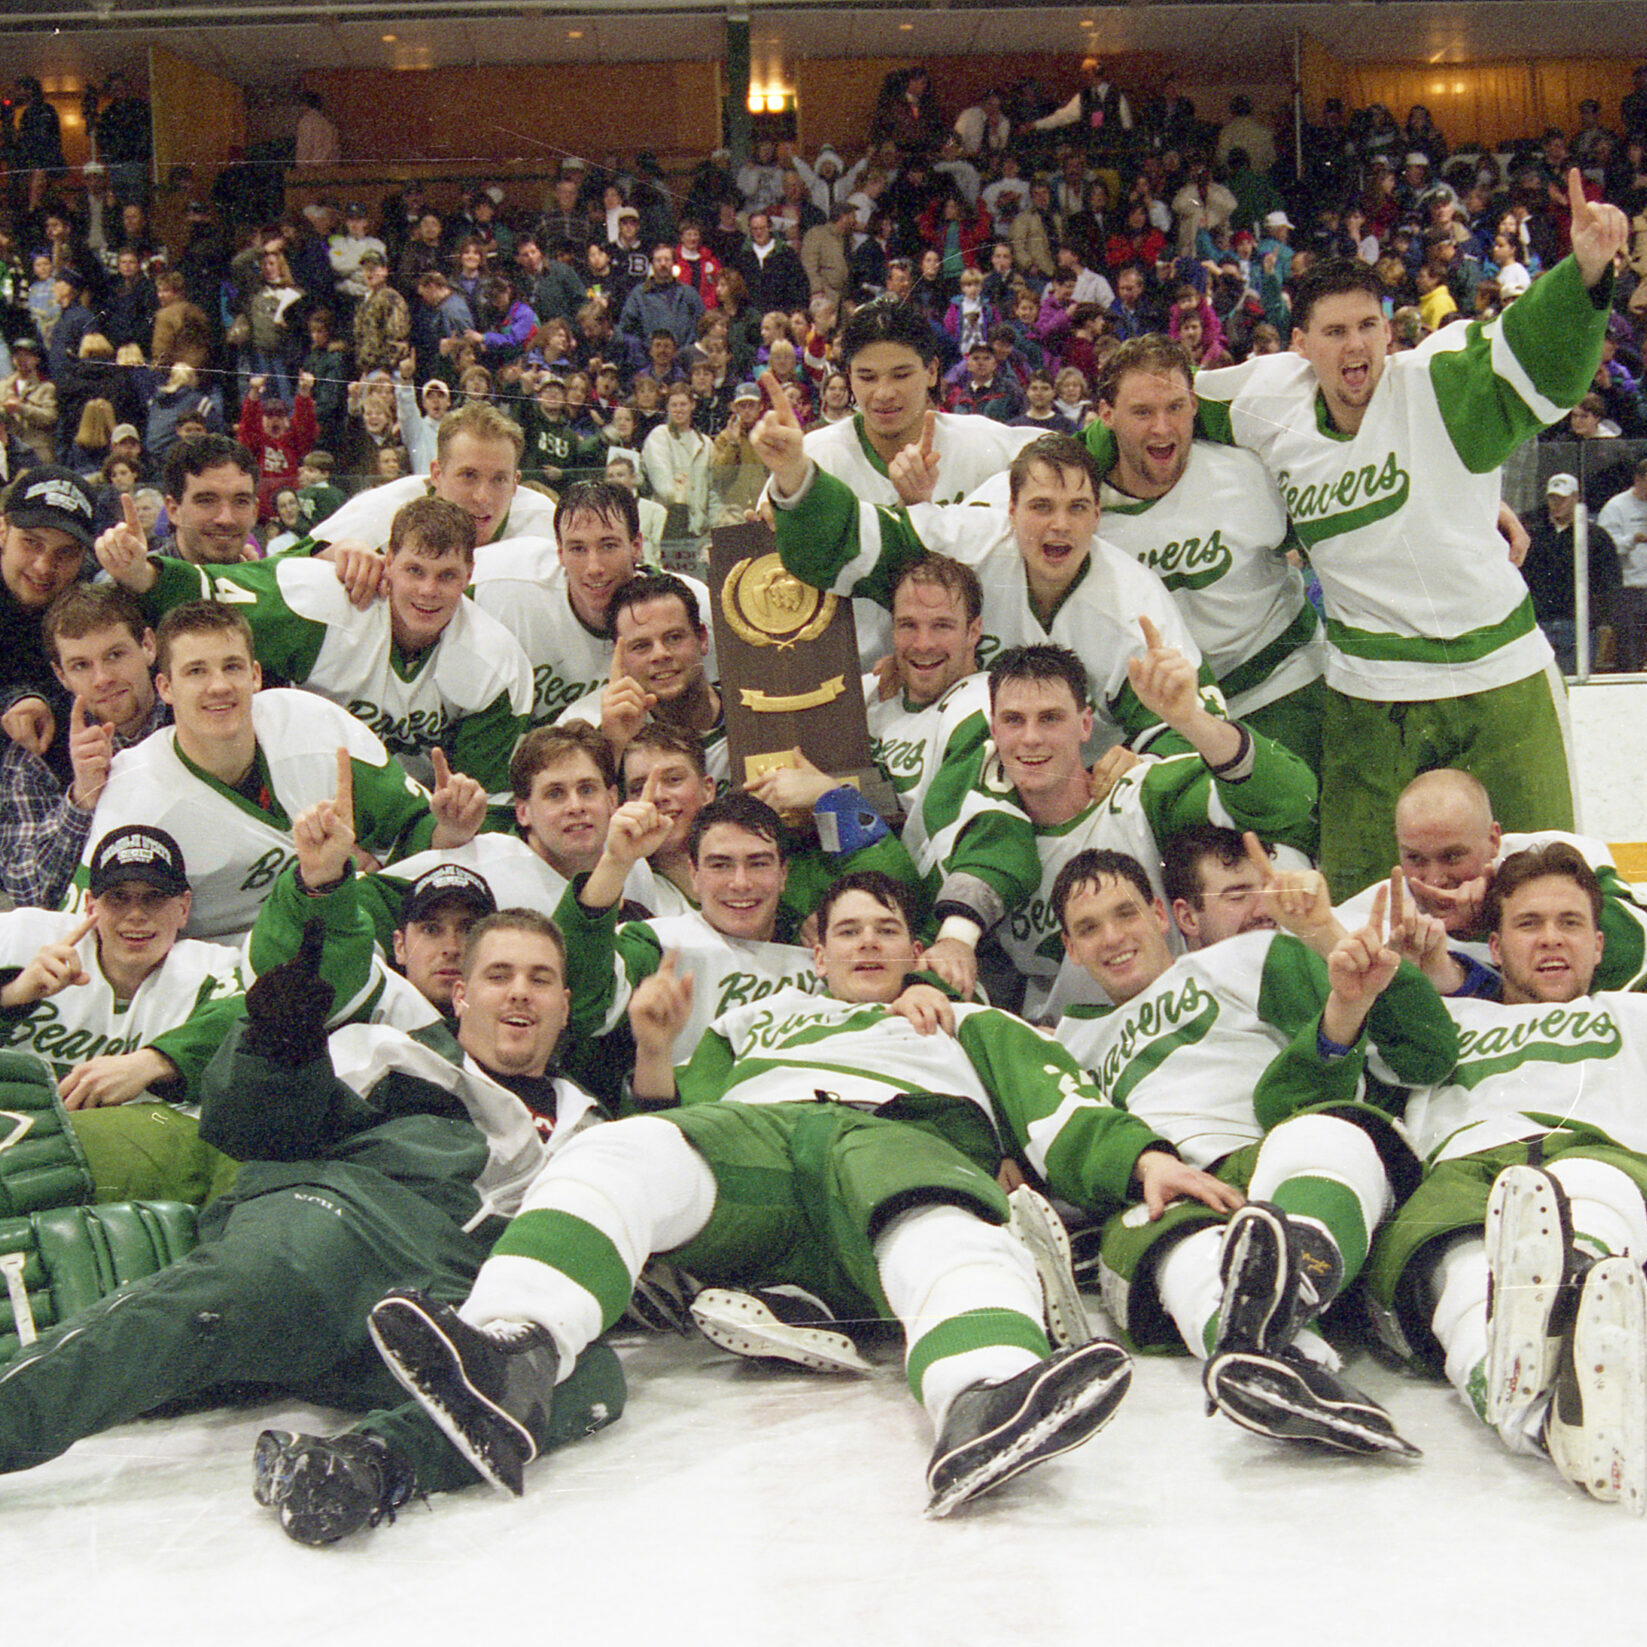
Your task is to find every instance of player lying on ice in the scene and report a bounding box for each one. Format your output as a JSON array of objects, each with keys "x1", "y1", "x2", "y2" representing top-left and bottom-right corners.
[{"x1": 366, "y1": 867, "x2": 1241, "y2": 1518}]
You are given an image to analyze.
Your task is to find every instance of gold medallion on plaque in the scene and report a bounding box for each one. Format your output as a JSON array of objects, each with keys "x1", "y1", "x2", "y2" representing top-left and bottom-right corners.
[{"x1": 720, "y1": 555, "x2": 837, "y2": 649}]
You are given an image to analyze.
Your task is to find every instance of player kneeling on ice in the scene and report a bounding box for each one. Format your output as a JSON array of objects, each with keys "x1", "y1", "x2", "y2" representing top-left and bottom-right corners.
[
  {"x1": 1052, "y1": 834, "x2": 1456, "y2": 1455},
  {"x1": 368, "y1": 869, "x2": 1240, "y2": 1517},
  {"x1": 1350, "y1": 843, "x2": 1647, "y2": 1514}
]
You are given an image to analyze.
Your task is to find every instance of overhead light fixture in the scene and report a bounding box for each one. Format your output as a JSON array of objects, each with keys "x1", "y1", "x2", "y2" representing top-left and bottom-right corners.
[
  {"x1": 567, "y1": 28, "x2": 583, "y2": 37},
  {"x1": 899, "y1": 21, "x2": 914, "y2": 29},
  {"x1": 381, "y1": 32, "x2": 396, "y2": 42}
]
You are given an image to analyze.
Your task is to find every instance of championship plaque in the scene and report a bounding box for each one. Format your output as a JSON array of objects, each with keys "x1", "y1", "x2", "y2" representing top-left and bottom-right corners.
[{"x1": 708, "y1": 521, "x2": 895, "y2": 815}]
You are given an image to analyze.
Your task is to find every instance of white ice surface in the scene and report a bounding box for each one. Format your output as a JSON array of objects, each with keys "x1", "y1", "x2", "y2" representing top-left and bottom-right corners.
[{"x1": 13, "y1": 1305, "x2": 1642, "y2": 1647}]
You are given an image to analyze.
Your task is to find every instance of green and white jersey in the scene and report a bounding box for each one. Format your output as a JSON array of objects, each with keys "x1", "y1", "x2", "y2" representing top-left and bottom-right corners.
[
  {"x1": 0, "y1": 908, "x2": 244, "y2": 1105},
  {"x1": 777, "y1": 467, "x2": 1216, "y2": 752},
  {"x1": 805, "y1": 411, "x2": 1038, "y2": 508},
  {"x1": 978, "y1": 732, "x2": 1317, "y2": 1019},
  {"x1": 1056, "y1": 930, "x2": 1455, "y2": 1167},
  {"x1": 1338, "y1": 830, "x2": 1647, "y2": 995},
  {"x1": 145, "y1": 556, "x2": 532, "y2": 798},
  {"x1": 559, "y1": 898, "x2": 824, "y2": 1058},
  {"x1": 681, "y1": 984, "x2": 1164, "y2": 1213},
  {"x1": 67, "y1": 690, "x2": 435, "y2": 943},
  {"x1": 383, "y1": 833, "x2": 683, "y2": 923},
  {"x1": 1407, "y1": 991, "x2": 1647, "y2": 1164},
  {"x1": 468, "y1": 537, "x2": 715, "y2": 728},
  {"x1": 1096, "y1": 442, "x2": 1325, "y2": 717},
  {"x1": 300, "y1": 474, "x2": 558, "y2": 552},
  {"x1": 556, "y1": 685, "x2": 732, "y2": 793},
  {"x1": 1175, "y1": 258, "x2": 1609, "y2": 701}
]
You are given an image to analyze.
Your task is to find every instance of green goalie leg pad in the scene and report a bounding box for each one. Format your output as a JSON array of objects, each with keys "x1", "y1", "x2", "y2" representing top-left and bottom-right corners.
[
  {"x1": 0, "y1": 1051, "x2": 95, "y2": 1218},
  {"x1": 905, "y1": 1307, "x2": 1051, "y2": 1403},
  {"x1": 488, "y1": 1207, "x2": 636, "y2": 1332}
]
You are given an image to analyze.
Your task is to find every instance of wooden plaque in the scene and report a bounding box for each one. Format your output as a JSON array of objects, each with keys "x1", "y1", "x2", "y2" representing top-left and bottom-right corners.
[{"x1": 708, "y1": 521, "x2": 895, "y2": 816}]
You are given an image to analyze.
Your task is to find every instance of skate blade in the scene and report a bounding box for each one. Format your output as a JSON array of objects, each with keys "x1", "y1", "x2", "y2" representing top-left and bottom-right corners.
[
  {"x1": 1550, "y1": 1259, "x2": 1647, "y2": 1516},
  {"x1": 1485, "y1": 1168, "x2": 1568, "y2": 1435},
  {"x1": 689, "y1": 1291, "x2": 872, "y2": 1375},
  {"x1": 1009, "y1": 1186, "x2": 1093, "y2": 1350}
]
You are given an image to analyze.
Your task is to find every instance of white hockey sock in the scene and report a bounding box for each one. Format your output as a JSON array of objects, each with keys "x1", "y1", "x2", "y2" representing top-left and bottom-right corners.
[
  {"x1": 1547, "y1": 1156, "x2": 1647, "y2": 1261},
  {"x1": 874, "y1": 1203, "x2": 1047, "y2": 1428},
  {"x1": 1151, "y1": 1225, "x2": 1225, "y2": 1359},
  {"x1": 462, "y1": 1116, "x2": 716, "y2": 1371},
  {"x1": 1427, "y1": 1237, "x2": 1491, "y2": 1421}
]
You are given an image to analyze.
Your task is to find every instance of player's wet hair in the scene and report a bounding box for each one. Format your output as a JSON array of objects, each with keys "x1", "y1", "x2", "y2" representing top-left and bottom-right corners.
[
  {"x1": 1162, "y1": 824, "x2": 1256, "y2": 911},
  {"x1": 890, "y1": 551, "x2": 983, "y2": 626},
  {"x1": 687, "y1": 792, "x2": 788, "y2": 864},
  {"x1": 434, "y1": 400, "x2": 525, "y2": 464},
  {"x1": 387, "y1": 494, "x2": 478, "y2": 564},
  {"x1": 816, "y1": 870, "x2": 921, "y2": 940},
  {"x1": 988, "y1": 642, "x2": 1090, "y2": 712},
  {"x1": 510, "y1": 722, "x2": 618, "y2": 801},
  {"x1": 553, "y1": 478, "x2": 640, "y2": 546},
  {"x1": 459, "y1": 908, "x2": 566, "y2": 978},
  {"x1": 1483, "y1": 842, "x2": 1603, "y2": 932},
  {"x1": 622, "y1": 722, "x2": 708, "y2": 791},
  {"x1": 838, "y1": 295, "x2": 940, "y2": 369},
  {"x1": 1291, "y1": 257, "x2": 1386, "y2": 333},
  {"x1": 155, "y1": 599, "x2": 254, "y2": 675},
  {"x1": 1006, "y1": 431, "x2": 1102, "y2": 504},
  {"x1": 606, "y1": 571, "x2": 702, "y2": 642},
  {"x1": 1095, "y1": 335, "x2": 1196, "y2": 408},
  {"x1": 43, "y1": 583, "x2": 149, "y2": 662},
  {"x1": 1051, "y1": 848, "x2": 1156, "y2": 931},
  {"x1": 162, "y1": 432, "x2": 256, "y2": 502}
]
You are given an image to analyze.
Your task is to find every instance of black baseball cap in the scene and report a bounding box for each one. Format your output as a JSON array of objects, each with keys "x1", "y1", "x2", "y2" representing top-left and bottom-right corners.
[
  {"x1": 89, "y1": 826, "x2": 189, "y2": 898},
  {"x1": 401, "y1": 863, "x2": 497, "y2": 925},
  {"x1": 5, "y1": 465, "x2": 97, "y2": 549}
]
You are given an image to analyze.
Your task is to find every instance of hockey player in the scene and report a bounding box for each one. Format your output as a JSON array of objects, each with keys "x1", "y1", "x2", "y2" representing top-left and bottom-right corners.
[
  {"x1": 467, "y1": 479, "x2": 713, "y2": 728},
  {"x1": 1092, "y1": 335, "x2": 1326, "y2": 781},
  {"x1": 0, "y1": 824, "x2": 246, "y2": 1205},
  {"x1": 1051, "y1": 840, "x2": 1456, "y2": 1452},
  {"x1": 1085, "y1": 172, "x2": 1629, "y2": 897},
  {"x1": 1162, "y1": 822, "x2": 1282, "y2": 950},
  {"x1": 756, "y1": 398, "x2": 1221, "y2": 763},
  {"x1": 556, "y1": 572, "x2": 728, "y2": 790},
  {"x1": 1290, "y1": 843, "x2": 1647, "y2": 1511},
  {"x1": 616, "y1": 724, "x2": 719, "y2": 913},
  {"x1": 95, "y1": 492, "x2": 533, "y2": 802},
  {"x1": 365, "y1": 870, "x2": 1241, "y2": 1515},
  {"x1": 294, "y1": 400, "x2": 557, "y2": 555},
  {"x1": 1366, "y1": 767, "x2": 1647, "y2": 993},
  {"x1": 0, "y1": 907, "x2": 625, "y2": 1548},
  {"x1": 807, "y1": 297, "x2": 1036, "y2": 509},
  {"x1": 64, "y1": 602, "x2": 486, "y2": 941},
  {"x1": 939, "y1": 638, "x2": 1315, "y2": 1016}
]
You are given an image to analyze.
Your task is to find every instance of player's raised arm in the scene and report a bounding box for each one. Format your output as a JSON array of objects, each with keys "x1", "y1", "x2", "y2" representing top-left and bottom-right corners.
[
  {"x1": 0, "y1": 910, "x2": 96, "y2": 1008},
  {"x1": 1127, "y1": 614, "x2": 1241, "y2": 767},
  {"x1": 1242, "y1": 830, "x2": 1344, "y2": 958},
  {"x1": 1566, "y1": 166, "x2": 1630, "y2": 287},
  {"x1": 427, "y1": 747, "x2": 488, "y2": 850},
  {"x1": 582, "y1": 763, "x2": 673, "y2": 912},
  {"x1": 888, "y1": 408, "x2": 942, "y2": 506},
  {"x1": 629, "y1": 949, "x2": 694, "y2": 1103},
  {"x1": 292, "y1": 746, "x2": 358, "y2": 892}
]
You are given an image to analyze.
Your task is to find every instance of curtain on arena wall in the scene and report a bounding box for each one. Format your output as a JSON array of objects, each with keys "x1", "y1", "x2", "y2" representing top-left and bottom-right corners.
[
  {"x1": 149, "y1": 45, "x2": 246, "y2": 180},
  {"x1": 1302, "y1": 45, "x2": 1639, "y2": 152}
]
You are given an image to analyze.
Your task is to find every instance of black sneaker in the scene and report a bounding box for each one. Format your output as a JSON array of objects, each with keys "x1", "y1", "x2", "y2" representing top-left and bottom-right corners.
[
  {"x1": 368, "y1": 1288, "x2": 558, "y2": 1496},
  {"x1": 925, "y1": 1338, "x2": 1132, "y2": 1518},
  {"x1": 253, "y1": 1429, "x2": 419, "y2": 1546},
  {"x1": 1203, "y1": 1345, "x2": 1420, "y2": 1456},
  {"x1": 690, "y1": 1286, "x2": 872, "y2": 1373}
]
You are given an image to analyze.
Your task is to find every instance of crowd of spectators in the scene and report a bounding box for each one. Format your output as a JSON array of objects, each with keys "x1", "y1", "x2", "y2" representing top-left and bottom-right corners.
[{"x1": 1, "y1": 58, "x2": 1646, "y2": 577}]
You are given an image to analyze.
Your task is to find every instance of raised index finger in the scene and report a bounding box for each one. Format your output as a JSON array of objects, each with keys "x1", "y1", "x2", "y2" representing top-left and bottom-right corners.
[
  {"x1": 120, "y1": 491, "x2": 145, "y2": 545},
  {"x1": 1137, "y1": 614, "x2": 1164, "y2": 652},
  {"x1": 71, "y1": 695, "x2": 88, "y2": 733},
  {"x1": 333, "y1": 745, "x2": 355, "y2": 820},
  {"x1": 919, "y1": 408, "x2": 937, "y2": 456},
  {"x1": 759, "y1": 370, "x2": 799, "y2": 427},
  {"x1": 1241, "y1": 830, "x2": 1277, "y2": 885},
  {"x1": 430, "y1": 746, "x2": 451, "y2": 791},
  {"x1": 1567, "y1": 165, "x2": 1587, "y2": 221},
  {"x1": 69, "y1": 908, "x2": 99, "y2": 945}
]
